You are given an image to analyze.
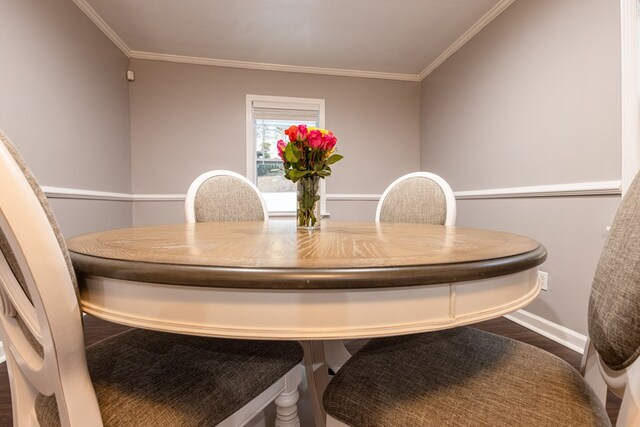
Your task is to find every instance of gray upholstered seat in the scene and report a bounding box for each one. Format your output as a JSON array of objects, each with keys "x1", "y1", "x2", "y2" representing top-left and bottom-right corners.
[
  {"x1": 325, "y1": 172, "x2": 640, "y2": 426},
  {"x1": 185, "y1": 170, "x2": 268, "y2": 223},
  {"x1": 0, "y1": 130, "x2": 302, "y2": 426},
  {"x1": 35, "y1": 329, "x2": 303, "y2": 426},
  {"x1": 324, "y1": 328, "x2": 610, "y2": 427}
]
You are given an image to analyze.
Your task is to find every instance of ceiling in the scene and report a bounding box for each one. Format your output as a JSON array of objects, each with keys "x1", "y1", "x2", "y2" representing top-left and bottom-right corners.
[{"x1": 76, "y1": 0, "x2": 512, "y2": 80}]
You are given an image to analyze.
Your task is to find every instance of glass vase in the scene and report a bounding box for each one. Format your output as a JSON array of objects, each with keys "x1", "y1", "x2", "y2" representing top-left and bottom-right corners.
[{"x1": 296, "y1": 175, "x2": 321, "y2": 229}]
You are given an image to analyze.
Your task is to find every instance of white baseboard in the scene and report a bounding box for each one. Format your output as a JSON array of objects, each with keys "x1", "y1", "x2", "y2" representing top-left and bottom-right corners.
[
  {"x1": 504, "y1": 309, "x2": 587, "y2": 354},
  {"x1": 0, "y1": 341, "x2": 5, "y2": 364}
]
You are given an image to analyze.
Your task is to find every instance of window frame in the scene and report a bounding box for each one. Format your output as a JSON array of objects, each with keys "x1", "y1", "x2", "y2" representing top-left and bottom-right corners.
[{"x1": 245, "y1": 94, "x2": 326, "y2": 216}]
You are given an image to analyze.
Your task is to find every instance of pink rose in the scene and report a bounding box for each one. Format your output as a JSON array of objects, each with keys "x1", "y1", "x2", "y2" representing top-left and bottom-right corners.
[
  {"x1": 322, "y1": 133, "x2": 337, "y2": 150},
  {"x1": 297, "y1": 125, "x2": 308, "y2": 141},
  {"x1": 277, "y1": 140, "x2": 286, "y2": 160},
  {"x1": 308, "y1": 130, "x2": 324, "y2": 149}
]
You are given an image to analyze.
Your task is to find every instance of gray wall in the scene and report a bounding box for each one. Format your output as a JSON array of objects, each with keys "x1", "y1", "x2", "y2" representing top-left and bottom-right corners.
[
  {"x1": 128, "y1": 59, "x2": 420, "y2": 224},
  {"x1": 1, "y1": 0, "x2": 624, "y2": 337},
  {"x1": 0, "y1": 0, "x2": 132, "y2": 237},
  {"x1": 420, "y1": 0, "x2": 622, "y2": 334}
]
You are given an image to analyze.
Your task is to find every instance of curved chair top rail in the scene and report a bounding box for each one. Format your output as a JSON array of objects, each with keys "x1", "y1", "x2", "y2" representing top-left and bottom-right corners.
[
  {"x1": 184, "y1": 170, "x2": 268, "y2": 223},
  {"x1": 375, "y1": 171, "x2": 457, "y2": 226}
]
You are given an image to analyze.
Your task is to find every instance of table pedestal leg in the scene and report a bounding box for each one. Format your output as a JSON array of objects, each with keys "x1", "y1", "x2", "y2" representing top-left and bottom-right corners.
[
  {"x1": 301, "y1": 341, "x2": 329, "y2": 426},
  {"x1": 323, "y1": 340, "x2": 352, "y2": 373}
]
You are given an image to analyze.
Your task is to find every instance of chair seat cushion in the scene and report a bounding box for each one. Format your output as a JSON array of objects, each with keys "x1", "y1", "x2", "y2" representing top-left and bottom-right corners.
[
  {"x1": 36, "y1": 329, "x2": 303, "y2": 426},
  {"x1": 323, "y1": 327, "x2": 610, "y2": 427}
]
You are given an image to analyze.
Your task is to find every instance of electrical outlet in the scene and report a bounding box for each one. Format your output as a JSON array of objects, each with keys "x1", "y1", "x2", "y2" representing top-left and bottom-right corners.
[{"x1": 538, "y1": 271, "x2": 549, "y2": 291}]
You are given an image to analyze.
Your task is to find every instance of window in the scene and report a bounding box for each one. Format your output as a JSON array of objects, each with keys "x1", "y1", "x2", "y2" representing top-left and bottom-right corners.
[{"x1": 246, "y1": 95, "x2": 326, "y2": 214}]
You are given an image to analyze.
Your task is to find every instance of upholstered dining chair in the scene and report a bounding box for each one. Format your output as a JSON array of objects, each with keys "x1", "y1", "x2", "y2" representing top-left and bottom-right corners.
[
  {"x1": 375, "y1": 171, "x2": 456, "y2": 226},
  {"x1": 324, "y1": 172, "x2": 459, "y2": 375},
  {"x1": 323, "y1": 175, "x2": 640, "y2": 426},
  {"x1": 0, "y1": 131, "x2": 303, "y2": 426},
  {"x1": 185, "y1": 170, "x2": 268, "y2": 223}
]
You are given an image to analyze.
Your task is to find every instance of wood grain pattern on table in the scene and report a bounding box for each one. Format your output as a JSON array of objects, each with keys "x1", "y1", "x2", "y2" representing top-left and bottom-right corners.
[{"x1": 67, "y1": 221, "x2": 546, "y2": 289}]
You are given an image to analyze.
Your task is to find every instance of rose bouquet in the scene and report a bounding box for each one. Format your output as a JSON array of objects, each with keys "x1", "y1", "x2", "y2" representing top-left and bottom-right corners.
[{"x1": 277, "y1": 125, "x2": 343, "y2": 228}]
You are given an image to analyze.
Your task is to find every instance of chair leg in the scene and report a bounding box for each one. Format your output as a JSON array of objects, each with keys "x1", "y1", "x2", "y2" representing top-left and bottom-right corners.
[
  {"x1": 616, "y1": 364, "x2": 640, "y2": 427},
  {"x1": 617, "y1": 392, "x2": 639, "y2": 427},
  {"x1": 581, "y1": 339, "x2": 608, "y2": 406},
  {"x1": 274, "y1": 367, "x2": 301, "y2": 427}
]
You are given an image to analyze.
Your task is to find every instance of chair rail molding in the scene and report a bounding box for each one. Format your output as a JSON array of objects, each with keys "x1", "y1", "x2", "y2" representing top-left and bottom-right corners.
[
  {"x1": 41, "y1": 186, "x2": 133, "y2": 201},
  {"x1": 453, "y1": 180, "x2": 622, "y2": 200},
  {"x1": 41, "y1": 180, "x2": 622, "y2": 202}
]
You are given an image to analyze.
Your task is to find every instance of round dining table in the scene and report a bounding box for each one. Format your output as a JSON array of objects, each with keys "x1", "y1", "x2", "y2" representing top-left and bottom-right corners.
[{"x1": 67, "y1": 220, "x2": 546, "y2": 426}]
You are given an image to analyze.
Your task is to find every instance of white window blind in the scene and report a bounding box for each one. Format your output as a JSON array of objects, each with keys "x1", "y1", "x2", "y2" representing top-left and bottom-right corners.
[{"x1": 252, "y1": 107, "x2": 320, "y2": 123}]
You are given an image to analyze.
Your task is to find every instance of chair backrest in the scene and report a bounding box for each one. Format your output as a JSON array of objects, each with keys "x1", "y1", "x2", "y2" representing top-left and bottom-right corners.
[
  {"x1": 184, "y1": 170, "x2": 268, "y2": 223},
  {"x1": 375, "y1": 172, "x2": 456, "y2": 225},
  {"x1": 588, "y1": 173, "x2": 640, "y2": 371},
  {"x1": 0, "y1": 131, "x2": 102, "y2": 424},
  {"x1": 582, "y1": 172, "x2": 640, "y2": 426}
]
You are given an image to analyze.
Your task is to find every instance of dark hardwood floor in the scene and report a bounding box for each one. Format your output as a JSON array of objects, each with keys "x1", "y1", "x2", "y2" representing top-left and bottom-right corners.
[{"x1": 0, "y1": 316, "x2": 621, "y2": 425}]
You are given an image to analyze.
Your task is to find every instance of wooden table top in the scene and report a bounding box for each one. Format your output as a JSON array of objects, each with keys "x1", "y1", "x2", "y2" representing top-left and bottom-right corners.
[{"x1": 67, "y1": 221, "x2": 546, "y2": 289}]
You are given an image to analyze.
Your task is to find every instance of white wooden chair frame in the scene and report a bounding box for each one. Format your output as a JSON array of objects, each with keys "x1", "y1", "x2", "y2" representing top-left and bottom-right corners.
[
  {"x1": 581, "y1": 338, "x2": 640, "y2": 426},
  {"x1": 375, "y1": 171, "x2": 457, "y2": 226},
  {"x1": 0, "y1": 137, "x2": 99, "y2": 426},
  {"x1": 185, "y1": 170, "x2": 268, "y2": 223},
  {"x1": 0, "y1": 141, "x2": 301, "y2": 426}
]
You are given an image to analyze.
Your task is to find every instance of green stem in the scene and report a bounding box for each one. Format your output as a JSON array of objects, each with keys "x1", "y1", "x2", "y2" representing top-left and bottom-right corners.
[{"x1": 297, "y1": 175, "x2": 320, "y2": 228}]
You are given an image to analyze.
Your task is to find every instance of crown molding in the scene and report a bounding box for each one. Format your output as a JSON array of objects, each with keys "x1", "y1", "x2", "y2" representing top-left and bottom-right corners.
[
  {"x1": 71, "y1": 0, "x2": 131, "y2": 56},
  {"x1": 129, "y1": 51, "x2": 421, "y2": 82},
  {"x1": 71, "y1": 0, "x2": 515, "y2": 82},
  {"x1": 418, "y1": 0, "x2": 516, "y2": 80}
]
